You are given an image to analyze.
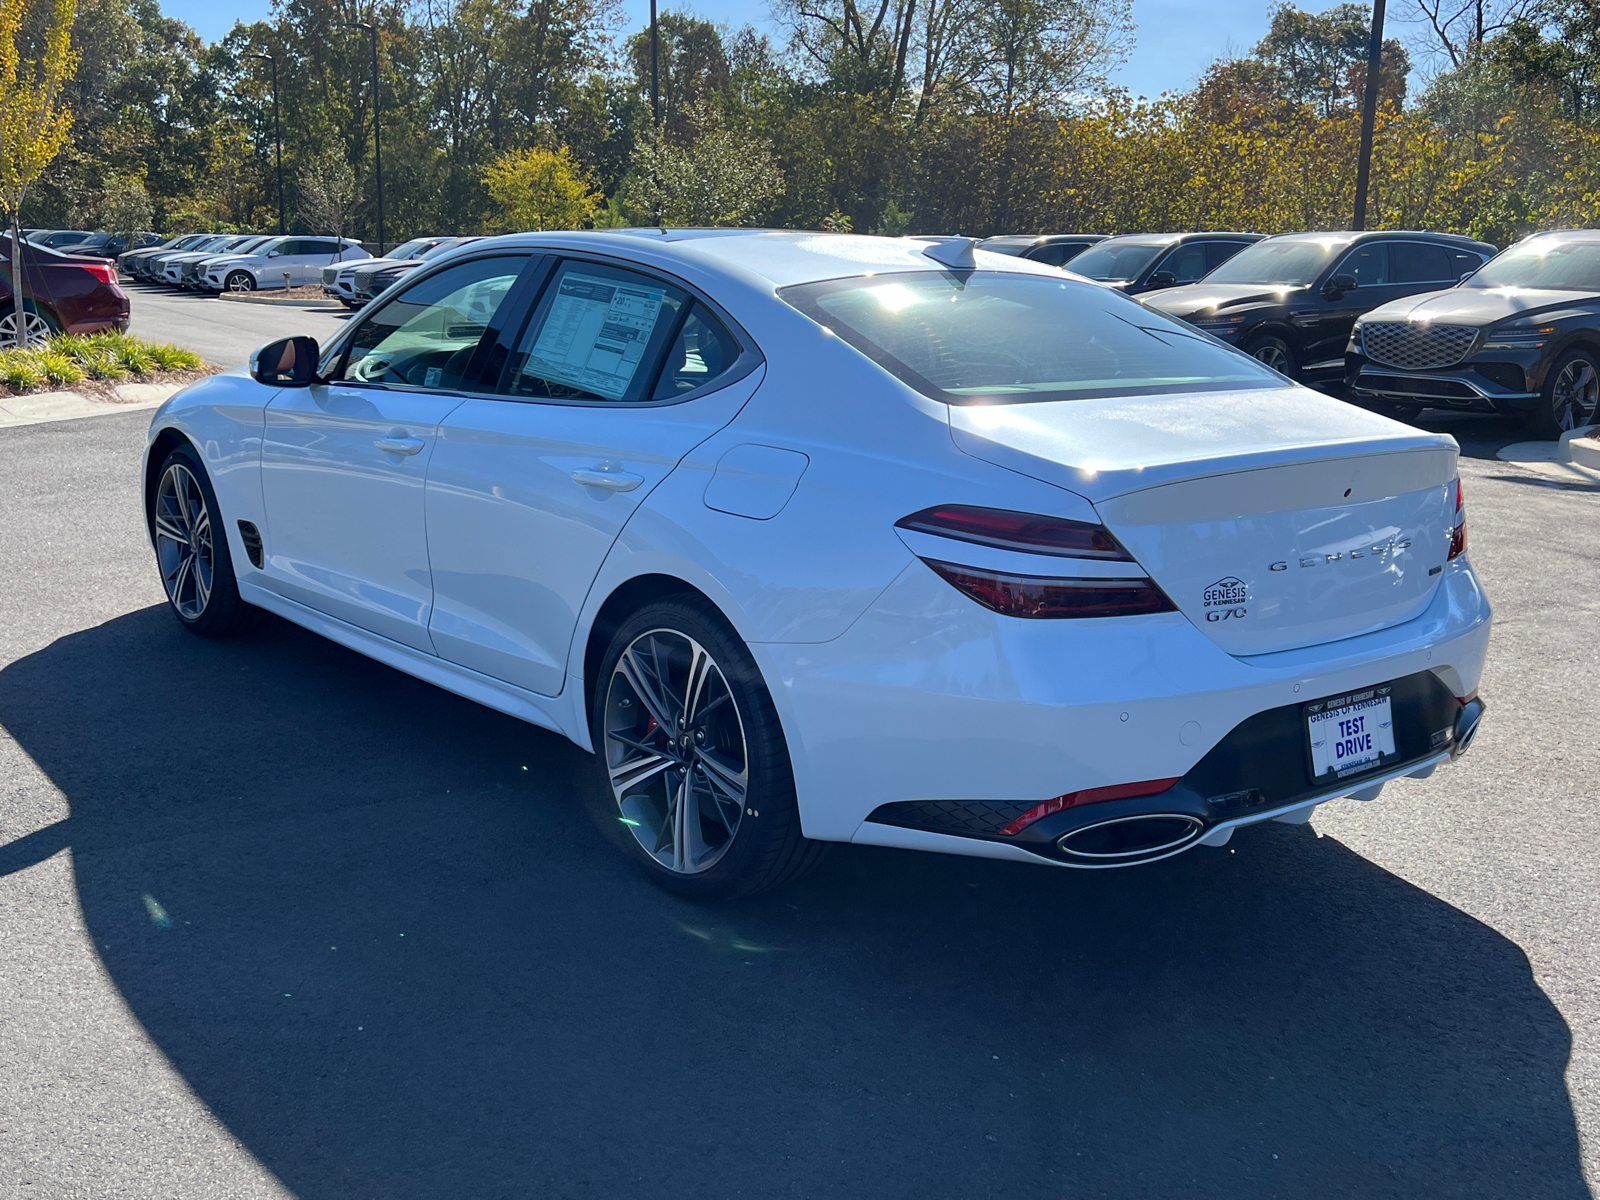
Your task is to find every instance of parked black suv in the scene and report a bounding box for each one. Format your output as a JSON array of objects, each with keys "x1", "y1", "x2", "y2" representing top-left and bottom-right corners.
[
  {"x1": 978, "y1": 233, "x2": 1106, "y2": 267},
  {"x1": 1066, "y1": 232, "x2": 1263, "y2": 295},
  {"x1": 1347, "y1": 229, "x2": 1600, "y2": 437},
  {"x1": 1145, "y1": 230, "x2": 1497, "y2": 389}
]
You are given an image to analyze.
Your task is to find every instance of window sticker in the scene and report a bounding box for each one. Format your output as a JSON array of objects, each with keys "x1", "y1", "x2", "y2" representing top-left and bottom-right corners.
[{"x1": 524, "y1": 272, "x2": 666, "y2": 400}]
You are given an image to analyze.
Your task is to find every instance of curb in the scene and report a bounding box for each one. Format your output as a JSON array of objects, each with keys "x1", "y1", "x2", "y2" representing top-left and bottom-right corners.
[
  {"x1": 216, "y1": 293, "x2": 344, "y2": 310},
  {"x1": 1558, "y1": 424, "x2": 1600, "y2": 469},
  {"x1": 0, "y1": 381, "x2": 185, "y2": 430}
]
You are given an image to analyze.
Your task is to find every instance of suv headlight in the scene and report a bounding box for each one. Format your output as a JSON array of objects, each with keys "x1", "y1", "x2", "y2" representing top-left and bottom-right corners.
[{"x1": 1482, "y1": 324, "x2": 1554, "y2": 350}]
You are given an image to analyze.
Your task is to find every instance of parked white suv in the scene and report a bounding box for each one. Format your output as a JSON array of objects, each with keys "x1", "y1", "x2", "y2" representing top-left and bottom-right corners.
[{"x1": 202, "y1": 237, "x2": 369, "y2": 292}]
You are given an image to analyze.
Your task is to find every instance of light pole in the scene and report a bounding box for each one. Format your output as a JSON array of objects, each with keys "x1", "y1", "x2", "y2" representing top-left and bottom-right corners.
[
  {"x1": 1352, "y1": 0, "x2": 1387, "y2": 231},
  {"x1": 650, "y1": 0, "x2": 660, "y2": 126},
  {"x1": 340, "y1": 19, "x2": 386, "y2": 253},
  {"x1": 248, "y1": 52, "x2": 285, "y2": 235}
]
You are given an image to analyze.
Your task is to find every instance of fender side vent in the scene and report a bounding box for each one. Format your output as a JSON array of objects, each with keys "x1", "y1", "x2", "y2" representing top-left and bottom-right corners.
[{"x1": 237, "y1": 520, "x2": 263, "y2": 568}]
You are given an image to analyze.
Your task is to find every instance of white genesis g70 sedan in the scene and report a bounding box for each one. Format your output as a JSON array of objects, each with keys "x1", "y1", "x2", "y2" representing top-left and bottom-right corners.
[{"x1": 141, "y1": 230, "x2": 1490, "y2": 897}]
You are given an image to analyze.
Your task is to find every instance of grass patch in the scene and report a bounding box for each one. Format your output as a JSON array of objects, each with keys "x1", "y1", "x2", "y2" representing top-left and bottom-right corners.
[{"x1": 0, "y1": 333, "x2": 203, "y2": 395}]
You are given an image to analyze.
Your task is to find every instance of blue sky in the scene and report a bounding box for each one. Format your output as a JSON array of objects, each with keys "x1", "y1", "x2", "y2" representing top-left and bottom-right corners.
[{"x1": 171, "y1": 0, "x2": 1312, "y2": 99}]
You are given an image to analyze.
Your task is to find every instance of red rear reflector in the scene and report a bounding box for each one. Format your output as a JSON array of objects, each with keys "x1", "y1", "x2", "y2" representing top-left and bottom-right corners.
[
  {"x1": 1448, "y1": 521, "x2": 1466, "y2": 560},
  {"x1": 898, "y1": 504, "x2": 1134, "y2": 560},
  {"x1": 1001, "y1": 778, "x2": 1182, "y2": 836},
  {"x1": 925, "y1": 560, "x2": 1176, "y2": 619},
  {"x1": 79, "y1": 262, "x2": 116, "y2": 286}
]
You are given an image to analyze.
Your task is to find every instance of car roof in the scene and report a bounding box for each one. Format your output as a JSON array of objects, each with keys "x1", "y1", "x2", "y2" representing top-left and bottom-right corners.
[
  {"x1": 981, "y1": 233, "x2": 1105, "y2": 246},
  {"x1": 1263, "y1": 229, "x2": 1498, "y2": 252},
  {"x1": 480, "y1": 229, "x2": 1071, "y2": 289}
]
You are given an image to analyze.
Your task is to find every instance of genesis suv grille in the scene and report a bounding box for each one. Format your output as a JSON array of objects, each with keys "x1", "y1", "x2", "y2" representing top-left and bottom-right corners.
[{"x1": 1361, "y1": 322, "x2": 1480, "y2": 370}]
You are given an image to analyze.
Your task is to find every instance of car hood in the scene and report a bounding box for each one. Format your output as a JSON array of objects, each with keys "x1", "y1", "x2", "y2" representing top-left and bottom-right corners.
[
  {"x1": 1142, "y1": 282, "x2": 1308, "y2": 319},
  {"x1": 203, "y1": 255, "x2": 257, "y2": 269},
  {"x1": 1361, "y1": 286, "x2": 1600, "y2": 328}
]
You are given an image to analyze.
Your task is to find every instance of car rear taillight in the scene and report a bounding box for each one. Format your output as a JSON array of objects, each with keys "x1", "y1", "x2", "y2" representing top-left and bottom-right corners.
[
  {"x1": 1000, "y1": 778, "x2": 1182, "y2": 836},
  {"x1": 1448, "y1": 477, "x2": 1466, "y2": 560},
  {"x1": 924, "y1": 560, "x2": 1176, "y2": 619},
  {"x1": 896, "y1": 504, "x2": 1134, "y2": 559},
  {"x1": 78, "y1": 261, "x2": 116, "y2": 286}
]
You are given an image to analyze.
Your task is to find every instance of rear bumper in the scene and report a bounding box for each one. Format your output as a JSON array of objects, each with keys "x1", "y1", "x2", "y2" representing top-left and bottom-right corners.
[{"x1": 755, "y1": 555, "x2": 1491, "y2": 852}]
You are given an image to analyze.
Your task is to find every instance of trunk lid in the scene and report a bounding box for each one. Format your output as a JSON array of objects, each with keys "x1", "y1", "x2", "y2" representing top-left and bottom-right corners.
[{"x1": 949, "y1": 388, "x2": 1459, "y2": 656}]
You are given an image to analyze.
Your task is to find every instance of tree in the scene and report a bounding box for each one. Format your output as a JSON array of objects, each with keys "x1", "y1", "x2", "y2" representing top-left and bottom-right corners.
[
  {"x1": 626, "y1": 13, "x2": 730, "y2": 139},
  {"x1": 482, "y1": 144, "x2": 599, "y2": 230},
  {"x1": 92, "y1": 173, "x2": 152, "y2": 240},
  {"x1": 0, "y1": 0, "x2": 78, "y2": 346},
  {"x1": 297, "y1": 144, "x2": 361, "y2": 243},
  {"x1": 623, "y1": 101, "x2": 784, "y2": 226}
]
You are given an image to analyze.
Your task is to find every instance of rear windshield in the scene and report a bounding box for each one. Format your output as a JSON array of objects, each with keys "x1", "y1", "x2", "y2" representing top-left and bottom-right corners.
[
  {"x1": 1066, "y1": 240, "x2": 1165, "y2": 282},
  {"x1": 1464, "y1": 239, "x2": 1600, "y2": 290},
  {"x1": 1204, "y1": 238, "x2": 1344, "y2": 285},
  {"x1": 779, "y1": 271, "x2": 1282, "y2": 404}
]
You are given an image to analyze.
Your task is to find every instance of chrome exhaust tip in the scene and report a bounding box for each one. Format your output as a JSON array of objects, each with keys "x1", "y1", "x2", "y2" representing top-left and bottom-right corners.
[
  {"x1": 1452, "y1": 697, "x2": 1486, "y2": 760},
  {"x1": 1057, "y1": 813, "x2": 1205, "y2": 864}
]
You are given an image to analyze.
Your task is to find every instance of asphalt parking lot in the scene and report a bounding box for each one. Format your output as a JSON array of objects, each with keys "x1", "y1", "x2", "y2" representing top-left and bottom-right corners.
[
  {"x1": 0, "y1": 398, "x2": 1596, "y2": 1197},
  {"x1": 125, "y1": 282, "x2": 351, "y2": 367}
]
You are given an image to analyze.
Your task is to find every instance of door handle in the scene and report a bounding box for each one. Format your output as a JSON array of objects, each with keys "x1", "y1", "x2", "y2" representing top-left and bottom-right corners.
[
  {"x1": 571, "y1": 467, "x2": 644, "y2": 492},
  {"x1": 374, "y1": 436, "x2": 425, "y2": 456}
]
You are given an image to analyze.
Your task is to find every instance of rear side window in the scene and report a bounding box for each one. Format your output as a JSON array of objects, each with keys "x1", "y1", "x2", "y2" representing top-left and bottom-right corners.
[
  {"x1": 1206, "y1": 240, "x2": 1251, "y2": 270},
  {"x1": 780, "y1": 270, "x2": 1281, "y2": 404},
  {"x1": 1449, "y1": 249, "x2": 1485, "y2": 278},
  {"x1": 1390, "y1": 242, "x2": 1454, "y2": 283},
  {"x1": 505, "y1": 261, "x2": 687, "y2": 403},
  {"x1": 653, "y1": 305, "x2": 739, "y2": 400}
]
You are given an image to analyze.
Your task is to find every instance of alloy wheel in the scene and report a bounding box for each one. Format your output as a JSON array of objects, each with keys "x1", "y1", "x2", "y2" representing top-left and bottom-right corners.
[
  {"x1": 153, "y1": 463, "x2": 214, "y2": 620},
  {"x1": 1551, "y1": 358, "x2": 1599, "y2": 432},
  {"x1": 227, "y1": 272, "x2": 255, "y2": 293},
  {"x1": 1252, "y1": 343, "x2": 1290, "y2": 372},
  {"x1": 603, "y1": 629, "x2": 748, "y2": 875},
  {"x1": 0, "y1": 309, "x2": 53, "y2": 348}
]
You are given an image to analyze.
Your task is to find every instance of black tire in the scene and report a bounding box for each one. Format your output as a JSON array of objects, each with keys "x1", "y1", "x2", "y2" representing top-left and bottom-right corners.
[
  {"x1": 225, "y1": 270, "x2": 256, "y2": 293},
  {"x1": 591, "y1": 597, "x2": 826, "y2": 899},
  {"x1": 1528, "y1": 348, "x2": 1600, "y2": 440},
  {"x1": 1246, "y1": 334, "x2": 1296, "y2": 377},
  {"x1": 150, "y1": 444, "x2": 258, "y2": 638}
]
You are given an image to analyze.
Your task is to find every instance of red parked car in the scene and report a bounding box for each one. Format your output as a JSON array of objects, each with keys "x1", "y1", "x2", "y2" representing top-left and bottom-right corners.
[{"x1": 0, "y1": 237, "x2": 130, "y2": 346}]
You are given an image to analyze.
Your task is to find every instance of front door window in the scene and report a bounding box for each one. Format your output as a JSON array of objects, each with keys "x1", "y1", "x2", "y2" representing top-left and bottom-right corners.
[{"x1": 340, "y1": 256, "x2": 527, "y2": 391}]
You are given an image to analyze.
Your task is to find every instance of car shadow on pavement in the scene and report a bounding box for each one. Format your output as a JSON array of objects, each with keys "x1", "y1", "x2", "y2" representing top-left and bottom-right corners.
[{"x1": 0, "y1": 606, "x2": 1587, "y2": 1200}]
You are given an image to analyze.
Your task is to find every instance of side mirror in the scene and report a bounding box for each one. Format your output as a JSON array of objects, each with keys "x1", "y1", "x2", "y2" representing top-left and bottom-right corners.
[
  {"x1": 1148, "y1": 270, "x2": 1178, "y2": 288},
  {"x1": 1323, "y1": 273, "x2": 1358, "y2": 299},
  {"x1": 267, "y1": 250, "x2": 281, "y2": 258},
  {"x1": 252, "y1": 335, "x2": 320, "y2": 387}
]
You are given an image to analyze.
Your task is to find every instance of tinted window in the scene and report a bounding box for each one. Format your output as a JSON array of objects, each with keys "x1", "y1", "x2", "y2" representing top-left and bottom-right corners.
[
  {"x1": 338, "y1": 255, "x2": 526, "y2": 390},
  {"x1": 1067, "y1": 240, "x2": 1167, "y2": 282},
  {"x1": 653, "y1": 304, "x2": 739, "y2": 400},
  {"x1": 1206, "y1": 240, "x2": 1251, "y2": 270},
  {"x1": 1205, "y1": 238, "x2": 1344, "y2": 285},
  {"x1": 1464, "y1": 238, "x2": 1600, "y2": 289},
  {"x1": 780, "y1": 271, "x2": 1281, "y2": 404},
  {"x1": 1390, "y1": 242, "x2": 1454, "y2": 283},
  {"x1": 1449, "y1": 249, "x2": 1484, "y2": 278},
  {"x1": 1339, "y1": 243, "x2": 1389, "y2": 286},
  {"x1": 1158, "y1": 243, "x2": 1209, "y2": 283},
  {"x1": 1024, "y1": 244, "x2": 1069, "y2": 265},
  {"x1": 505, "y1": 261, "x2": 686, "y2": 403}
]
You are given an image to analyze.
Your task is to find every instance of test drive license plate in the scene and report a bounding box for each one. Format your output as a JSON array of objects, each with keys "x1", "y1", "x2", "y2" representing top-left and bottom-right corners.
[{"x1": 1306, "y1": 685, "x2": 1396, "y2": 780}]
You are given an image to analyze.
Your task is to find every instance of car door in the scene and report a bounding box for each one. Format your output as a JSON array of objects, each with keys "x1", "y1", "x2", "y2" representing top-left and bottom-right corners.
[
  {"x1": 1299, "y1": 242, "x2": 1411, "y2": 367},
  {"x1": 424, "y1": 256, "x2": 764, "y2": 696},
  {"x1": 257, "y1": 252, "x2": 534, "y2": 652}
]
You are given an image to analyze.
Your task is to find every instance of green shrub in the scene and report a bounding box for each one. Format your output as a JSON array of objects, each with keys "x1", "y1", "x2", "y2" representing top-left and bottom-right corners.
[
  {"x1": 0, "y1": 356, "x2": 47, "y2": 390},
  {"x1": 36, "y1": 351, "x2": 85, "y2": 386}
]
